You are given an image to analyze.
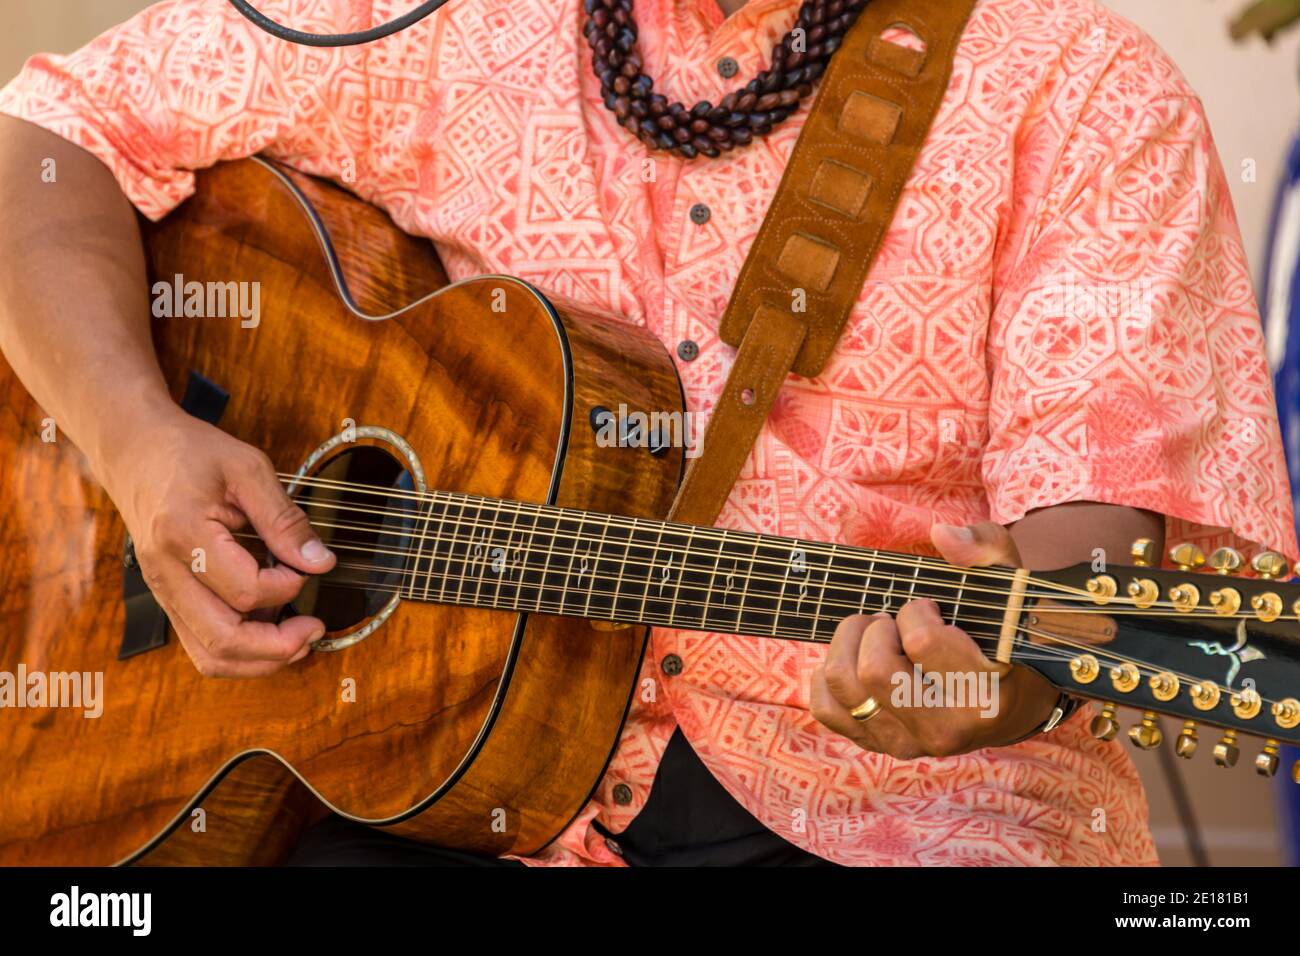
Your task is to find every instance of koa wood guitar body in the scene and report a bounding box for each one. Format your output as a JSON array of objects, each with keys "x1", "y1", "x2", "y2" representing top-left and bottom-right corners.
[{"x1": 0, "y1": 157, "x2": 685, "y2": 865}]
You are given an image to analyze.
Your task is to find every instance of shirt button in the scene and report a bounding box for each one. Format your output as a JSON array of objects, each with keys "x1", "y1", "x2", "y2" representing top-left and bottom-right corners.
[
  {"x1": 661, "y1": 654, "x2": 684, "y2": 676},
  {"x1": 717, "y1": 56, "x2": 739, "y2": 78},
  {"x1": 676, "y1": 339, "x2": 699, "y2": 362},
  {"x1": 689, "y1": 203, "x2": 711, "y2": 226},
  {"x1": 612, "y1": 783, "x2": 634, "y2": 805},
  {"x1": 605, "y1": 837, "x2": 624, "y2": 857}
]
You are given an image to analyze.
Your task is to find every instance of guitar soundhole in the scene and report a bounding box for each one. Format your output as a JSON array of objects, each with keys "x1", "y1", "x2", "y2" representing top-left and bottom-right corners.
[{"x1": 285, "y1": 445, "x2": 418, "y2": 633}]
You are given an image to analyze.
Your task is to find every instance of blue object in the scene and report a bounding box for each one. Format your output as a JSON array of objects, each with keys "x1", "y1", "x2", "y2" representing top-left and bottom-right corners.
[{"x1": 1259, "y1": 132, "x2": 1300, "y2": 867}]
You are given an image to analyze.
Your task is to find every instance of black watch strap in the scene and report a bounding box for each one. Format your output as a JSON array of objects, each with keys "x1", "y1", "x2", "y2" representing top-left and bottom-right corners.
[{"x1": 1007, "y1": 691, "x2": 1081, "y2": 745}]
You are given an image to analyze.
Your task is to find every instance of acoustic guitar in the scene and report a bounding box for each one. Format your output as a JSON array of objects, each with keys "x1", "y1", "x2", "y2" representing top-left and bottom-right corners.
[{"x1": 1, "y1": 157, "x2": 1297, "y2": 866}]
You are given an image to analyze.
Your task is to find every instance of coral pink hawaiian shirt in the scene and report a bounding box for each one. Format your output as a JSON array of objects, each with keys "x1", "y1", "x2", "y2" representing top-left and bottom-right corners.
[{"x1": 4, "y1": 0, "x2": 1295, "y2": 865}]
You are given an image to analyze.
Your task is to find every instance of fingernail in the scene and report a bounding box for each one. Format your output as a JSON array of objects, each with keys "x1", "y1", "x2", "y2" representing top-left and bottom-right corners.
[
  {"x1": 940, "y1": 523, "x2": 974, "y2": 542},
  {"x1": 307, "y1": 626, "x2": 325, "y2": 644},
  {"x1": 301, "y1": 539, "x2": 332, "y2": 563}
]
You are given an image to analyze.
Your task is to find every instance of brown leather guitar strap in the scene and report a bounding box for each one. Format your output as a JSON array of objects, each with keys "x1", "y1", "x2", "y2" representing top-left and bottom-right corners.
[{"x1": 668, "y1": 0, "x2": 977, "y2": 525}]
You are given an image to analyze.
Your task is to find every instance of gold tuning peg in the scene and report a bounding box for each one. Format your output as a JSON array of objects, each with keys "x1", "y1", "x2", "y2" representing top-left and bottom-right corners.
[
  {"x1": 1169, "y1": 543, "x2": 1205, "y2": 571},
  {"x1": 1274, "y1": 698, "x2": 1300, "y2": 730},
  {"x1": 1231, "y1": 687, "x2": 1263, "y2": 720},
  {"x1": 1256, "y1": 739, "x2": 1282, "y2": 778},
  {"x1": 1213, "y1": 729, "x2": 1240, "y2": 768},
  {"x1": 1207, "y1": 547, "x2": 1244, "y2": 575},
  {"x1": 1090, "y1": 701, "x2": 1120, "y2": 741},
  {"x1": 1130, "y1": 538, "x2": 1157, "y2": 568},
  {"x1": 1175, "y1": 720, "x2": 1198, "y2": 758},
  {"x1": 1251, "y1": 550, "x2": 1288, "y2": 580},
  {"x1": 1128, "y1": 712, "x2": 1163, "y2": 750}
]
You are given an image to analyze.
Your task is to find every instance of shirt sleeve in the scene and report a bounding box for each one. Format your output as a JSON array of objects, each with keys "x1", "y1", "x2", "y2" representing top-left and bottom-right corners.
[
  {"x1": 981, "y1": 44, "x2": 1299, "y2": 563},
  {"x1": 0, "y1": 0, "x2": 377, "y2": 220}
]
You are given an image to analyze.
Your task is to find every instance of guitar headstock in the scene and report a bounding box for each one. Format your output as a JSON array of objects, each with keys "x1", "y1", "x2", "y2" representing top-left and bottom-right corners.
[{"x1": 1022, "y1": 539, "x2": 1300, "y2": 782}]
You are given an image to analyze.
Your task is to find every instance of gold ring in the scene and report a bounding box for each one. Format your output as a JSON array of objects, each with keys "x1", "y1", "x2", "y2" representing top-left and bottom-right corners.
[{"x1": 850, "y1": 697, "x2": 882, "y2": 722}]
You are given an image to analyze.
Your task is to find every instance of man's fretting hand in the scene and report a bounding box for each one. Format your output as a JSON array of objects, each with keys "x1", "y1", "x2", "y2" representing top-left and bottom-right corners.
[{"x1": 809, "y1": 522, "x2": 1058, "y2": 758}]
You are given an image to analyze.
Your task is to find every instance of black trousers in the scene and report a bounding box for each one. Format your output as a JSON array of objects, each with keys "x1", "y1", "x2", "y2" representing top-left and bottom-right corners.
[{"x1": 287, "y1": 728, "x2": 835, "y2": 866}]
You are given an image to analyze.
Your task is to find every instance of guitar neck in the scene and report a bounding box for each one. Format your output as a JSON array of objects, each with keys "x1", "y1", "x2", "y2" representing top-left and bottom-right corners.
[{"x1": 394, "y1": 491, "x2": 1016, "y2": 648}]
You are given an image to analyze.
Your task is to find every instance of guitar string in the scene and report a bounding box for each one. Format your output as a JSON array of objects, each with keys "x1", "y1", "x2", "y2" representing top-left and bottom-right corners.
[
  {"x1": 306, "y1": 550, "x2": 1029, "y2": 619},
  {"x1": 264, "y1": 472, "x2": 1221, "y2": 615},
  {"x1": 275, "y1": 471, "x2": 1073, "y2": 592},
  {"x1": 286, "y1": 571, "x2": 1296, "y2": 720},
  {"x1": 279, "y1": 471, "x2": 1295, "y2": 618},
  {"x1": 310, "y1": 559, "x2": 1259, "y2": 693},
  {"x1": 254, "y1": 529, "x2": 1053, "y2": 614},
  {"x1": 236, "y1": 499, "x2": 1271, "y2": 622}
]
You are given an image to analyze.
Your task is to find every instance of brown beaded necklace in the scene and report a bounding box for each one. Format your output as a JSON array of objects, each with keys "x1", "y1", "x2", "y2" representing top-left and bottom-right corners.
[{"x1": 583, "y1": 0, "x2": 869, "y2": 159}]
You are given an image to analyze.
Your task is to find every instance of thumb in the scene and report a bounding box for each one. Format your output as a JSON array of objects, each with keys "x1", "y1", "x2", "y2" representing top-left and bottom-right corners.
[
  {"x1": 227, "y1": 458, "x2": 336, "y2": 574},
  {"x1": 931, "y1": 521, "x2": 1020, "y2": 569}
]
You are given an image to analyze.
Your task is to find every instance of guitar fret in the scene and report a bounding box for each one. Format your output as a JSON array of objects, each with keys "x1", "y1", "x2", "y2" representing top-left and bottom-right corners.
[
  {"x1": 672, "y1": 526, "x2": 709, "y2": 632},
  {"x1": 812, "y1": 544, "x2": 835, "y2": 639},
  {"x1": 951, "y1": 571, "x2": 967, "y2": 626},
  {"x1": 776, "y1": 540, "x2": 798, "y2": 634},
  {"x1": 469, "y1": 510, "x2": 494, "y2": 609},
  {"x1": 637, "y1": 518, "x2": 666, "y2": 623},
  {"x1": 430, "y1": 497, "x2": 460, "y2": 604},
  {"x1": 736, "y1": 535, "x2": 762, "y2": 633},
  {"x1": 859, "y1": 554, "x2": 876, "y2": 615},
  {"x1": 450, "y1": 498, "x2": 480, "y2": 608},
  {"x1": 700, "y1": 528, "x2": 727, "y2": 627},
  {"x1": 404, "y1": 491, "x2": 435, "y2": 600},
  {"x1": 582, "y1": 517, "x2": 612, "y2": 617},
  {"x1": 557, "y1": 514, "x2": 587, "y2": 616},
  {"x1": 535, "y1": 511, "x2": 563, "y2": 613},
  {"x1": 493, "y1": 504, "x2": 527, "y2": 610}
]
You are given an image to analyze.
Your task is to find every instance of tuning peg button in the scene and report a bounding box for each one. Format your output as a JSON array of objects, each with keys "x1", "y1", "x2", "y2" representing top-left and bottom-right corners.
[
  {"x1": 1251, "y1": 551, "x2": 1289, "y2": 580},
  {"x1": 1090, "y1": 702, "x2": 1120, "y2": 741},
  {"x1": 1175, "y1": 721, "x2": 1198, "y2": 758},
  {"x1": 1128, "y1": 712, "x2": 1163, "y2": 750},
  {"x1": 1169, "y1": 543, "x2": 1205, "y2": 571},
  {"x1": 1208, "y1": 547, "x2": 1244, "y2": 575},
  {"x1": 1214, "y1": 729, "x2": 1240, "y2": 768},
  {"x1": 1130, "y1": 538, "x2": 1157, "y2": 568},
  {"x1": 1256, "y1": 739, "x2": 1282, "y2": 778}
]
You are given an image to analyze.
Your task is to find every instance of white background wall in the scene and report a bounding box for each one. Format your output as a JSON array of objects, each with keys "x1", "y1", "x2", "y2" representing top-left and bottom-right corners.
[{"x1": 1103, "y1": 0, "x2": 1300, "y2": 274}]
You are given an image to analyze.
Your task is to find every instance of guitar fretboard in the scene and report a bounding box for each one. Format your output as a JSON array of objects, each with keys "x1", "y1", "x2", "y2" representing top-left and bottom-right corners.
[{"x1": 393, "y1": 492, "x2": 1013, "y2": 646}]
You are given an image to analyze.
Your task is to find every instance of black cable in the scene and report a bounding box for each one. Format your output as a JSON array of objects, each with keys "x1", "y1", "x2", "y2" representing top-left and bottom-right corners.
[
  {"x1": 226, "y1": 0, "x2": 454, "y2": 47},
  {"x1": 1153, "y1": 718, "x2": 1209, "y2": 867}
]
